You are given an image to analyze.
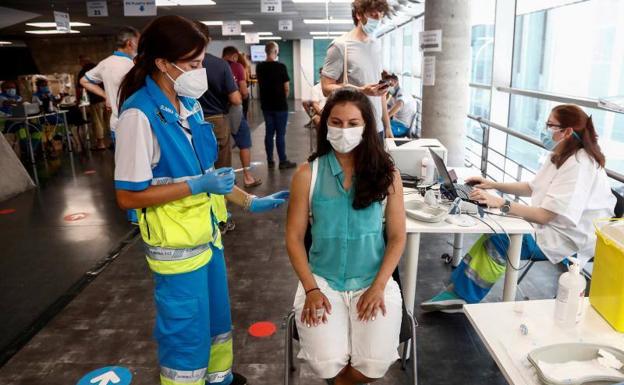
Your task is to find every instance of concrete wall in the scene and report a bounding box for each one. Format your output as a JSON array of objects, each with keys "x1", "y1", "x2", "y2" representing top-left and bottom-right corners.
[{"x1": 27, "y1": 36, "x2": 115, "y2": 76}]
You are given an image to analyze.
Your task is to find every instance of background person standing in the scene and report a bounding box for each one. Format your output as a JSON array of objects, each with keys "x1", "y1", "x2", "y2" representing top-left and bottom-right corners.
[
  {"x1": 80, "y1": 26, "x2": 139, "y2": 140},
  {"x1": 255, "y1": 41, "x2": 296, "y2": 170}
]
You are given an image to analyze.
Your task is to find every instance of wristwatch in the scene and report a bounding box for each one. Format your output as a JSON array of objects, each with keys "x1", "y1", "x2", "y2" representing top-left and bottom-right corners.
[{"x1": 501, "y1": 199, "x2": 512, "y2": 214}]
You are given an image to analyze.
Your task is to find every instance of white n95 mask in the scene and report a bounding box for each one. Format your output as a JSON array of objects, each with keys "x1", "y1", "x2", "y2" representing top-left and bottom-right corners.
[
  {"x1": 167, "y1": 63, "x2": 208, "y2": 99},
  {"x1": 327, "y1": 125, "x2": 364, "y2": 153}
]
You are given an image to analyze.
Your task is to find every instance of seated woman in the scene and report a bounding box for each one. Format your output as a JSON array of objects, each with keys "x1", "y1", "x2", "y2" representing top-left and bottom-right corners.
[
  {"x1": 422, "y1": 104, "x2": 615, "y2": 313},
  {"x1": 286, "y1": 88, "x2": 406, "y2": 385}
]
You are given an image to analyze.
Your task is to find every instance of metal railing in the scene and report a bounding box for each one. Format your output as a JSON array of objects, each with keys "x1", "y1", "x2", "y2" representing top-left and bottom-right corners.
[{"x1": 465, "y1": 114, "x2": 624, "y2": 190}]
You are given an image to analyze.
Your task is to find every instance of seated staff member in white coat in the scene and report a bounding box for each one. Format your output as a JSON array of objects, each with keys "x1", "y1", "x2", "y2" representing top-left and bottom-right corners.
[
  {"x1": 422, "y1": 104, "x2": 615, "y2": 313},
  {"x1": 286, "y1": 88, "x2": 406, "y2": 385}
]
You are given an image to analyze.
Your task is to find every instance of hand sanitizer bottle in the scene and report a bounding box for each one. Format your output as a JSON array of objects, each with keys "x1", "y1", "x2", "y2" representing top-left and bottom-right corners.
[{"x1": 554, "y1": 257, "x2": 586, "y2": 327}]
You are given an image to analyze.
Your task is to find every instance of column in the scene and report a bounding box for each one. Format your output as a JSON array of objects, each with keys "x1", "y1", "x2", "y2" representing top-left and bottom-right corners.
[{"x1": 421, "y1": 0, "x2": 471, "y2": 167}]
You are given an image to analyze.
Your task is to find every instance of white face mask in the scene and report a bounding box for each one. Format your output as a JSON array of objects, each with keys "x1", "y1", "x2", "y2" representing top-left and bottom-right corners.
[
  {"x1": 166, "y1": 63, "x2": 208, "y2": 99},
  {"x1": 327, "y1": 125, "x2": 364, "y2": 153}
]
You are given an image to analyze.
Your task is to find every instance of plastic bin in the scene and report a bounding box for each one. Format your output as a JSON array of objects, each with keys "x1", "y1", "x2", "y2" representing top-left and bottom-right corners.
[{"x1": 589, "y1": 219, "x2": 624, "y2": 332}]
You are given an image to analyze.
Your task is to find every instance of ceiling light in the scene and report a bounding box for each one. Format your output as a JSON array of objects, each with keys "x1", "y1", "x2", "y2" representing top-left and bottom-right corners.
[
  {"x1": 241, "y1": 32, "x2": 273, "y2": 36},
  {"x1": 201, "y1": 20, "x2": 254, "y2": 26},
  {"x1": 303, "y1": 18, "x2": 352, "y2": 24},
  {"x1": 292, "y1": 0, "x2": 352, "y2": 2},
  {"x1": 259, "y1": 36, "x2": 282, "y2": 40},
  {"x1": 309, "y1": 31, "x2": 345, "y2": 35},
  {"x1": 26, "y1": 22, "x2": 91, "y2": 28},
  {"x1": 156, "y1": 0, "x2": 215, "y2": 5},
  {"x1": 26, "y1": 29, "x2": 80, "y2": 34},
  {"x1": 0, "y1": 41, "x2": 12, "y2": 45},
  {"x1": 312, "y1": 36, "x2": 335, "y2": 39}
]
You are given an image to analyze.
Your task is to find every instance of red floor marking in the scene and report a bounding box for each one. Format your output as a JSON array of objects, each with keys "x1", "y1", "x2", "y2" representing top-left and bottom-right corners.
[
  {"x1": 64, "y1": 212, "x2": 88, "y2": 221},
  {"x1": 84, "y1": 170, "x2": 96, "y2": 175},
  {"x1": 0, "y1": 209, "x2": 16, "y2": 215},
  {"x1": 248, "y1": 321, "x2": 277, "y2": 338}
]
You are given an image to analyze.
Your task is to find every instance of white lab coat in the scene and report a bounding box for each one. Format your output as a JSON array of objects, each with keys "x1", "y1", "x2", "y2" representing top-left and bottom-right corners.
[{"x1": 529, "y1": 149, "x2": 615, "y2": 265}]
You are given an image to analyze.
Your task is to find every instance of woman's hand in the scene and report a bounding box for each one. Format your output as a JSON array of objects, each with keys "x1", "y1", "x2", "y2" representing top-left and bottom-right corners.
[
  {"x1": 469, "y1": 189, "x2": 505, "y2": 208},
  {"x1": 360, "y1": 83, "x2": 389, "y2": 97},
  {"x1": 356, "y1": 285, "x2": 386, "y2": 322},
  {"x1": 301, "y1": 290, "x2": 332, "y2": 327},
  {"x1": 465, "y1": 176, "x2": 497, "y2": 190}
]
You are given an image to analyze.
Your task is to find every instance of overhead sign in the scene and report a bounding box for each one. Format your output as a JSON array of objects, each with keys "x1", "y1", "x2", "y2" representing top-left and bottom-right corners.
[
  {"x1": 423, "y1": 56, "x2": 436, "y2": 86},
  {"x1": 222, "y1": 20, "x2": 241, "y2": 36},
  {"x1": 244, "y1": 32, "x2": 260, "y2": 44},
  {"x1": 123, "y1": 0, "x2": 156, "y2": 16},
  {"x1": 261, "y1": 0, "x2": 282, "y2": 13},
  {"x1": 419, "y1": 29, "x2": 442, "y2": 52},
  {"x1": 278, "y1": 19, "x2": 292, "y2": 31},
  {"x1": 86, "y1": 1, "x2": 109, "y2": 17},
  {"x1": 54, "y1": 11, "x2": 71, "y2": 32},
  {"x1": 76, "y1": 366, "x2": 132, "y2": 385}
]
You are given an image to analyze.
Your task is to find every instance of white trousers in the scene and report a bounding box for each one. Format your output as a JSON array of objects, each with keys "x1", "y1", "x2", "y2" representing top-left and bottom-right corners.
[{"x1": 293, "y1": 274, "x2": 402, "y2": 379}]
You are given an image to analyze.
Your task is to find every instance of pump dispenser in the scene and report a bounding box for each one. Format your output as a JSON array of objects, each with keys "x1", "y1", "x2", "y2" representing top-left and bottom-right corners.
[{"x1": 554, "y1": 257, "x2": 587, "y2": 327}]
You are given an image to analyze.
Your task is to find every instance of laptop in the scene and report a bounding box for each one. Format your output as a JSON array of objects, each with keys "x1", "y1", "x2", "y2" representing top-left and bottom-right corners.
[{"x1": 428, "y1": 148, "x2": 476, "y2": 202}]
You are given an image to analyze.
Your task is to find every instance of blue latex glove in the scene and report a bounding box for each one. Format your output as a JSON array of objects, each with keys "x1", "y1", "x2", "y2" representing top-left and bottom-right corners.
[
  {"x1": 249, "y1": 190, "x2": 290, "y2": 213},
  {"x1": 186, "y1": 167, "x2": 235, "y2": 195}
]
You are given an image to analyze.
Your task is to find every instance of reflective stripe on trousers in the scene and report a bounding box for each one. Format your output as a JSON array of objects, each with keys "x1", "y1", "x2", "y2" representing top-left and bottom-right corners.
[{"x1": 154, "y1": 244, "x2": 234, "y2": 385}]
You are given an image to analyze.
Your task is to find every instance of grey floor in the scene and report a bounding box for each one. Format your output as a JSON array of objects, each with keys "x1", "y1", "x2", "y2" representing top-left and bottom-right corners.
[{"x1": 0, "y1": 100, "x2": 563, "y2": 385}]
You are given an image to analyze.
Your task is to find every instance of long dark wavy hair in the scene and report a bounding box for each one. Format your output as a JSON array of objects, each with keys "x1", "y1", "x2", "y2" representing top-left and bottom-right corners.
[
  {"x1": 550, "y1": 104, "x2": 606, "y2": 169},
  {"x1": 309, "y1": 87, "x2": 395, "y2": 209},
  {"x1": 118, "y1": 15, "x2": 207, "y2": 106}
]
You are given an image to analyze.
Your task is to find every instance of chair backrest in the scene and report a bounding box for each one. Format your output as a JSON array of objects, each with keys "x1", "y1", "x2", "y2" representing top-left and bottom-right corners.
[{"x1": 612, "y1": 189, "x2": 624, "y2": 218}]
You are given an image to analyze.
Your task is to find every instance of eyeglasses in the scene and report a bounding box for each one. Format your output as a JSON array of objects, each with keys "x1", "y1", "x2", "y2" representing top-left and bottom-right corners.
[{"x1": 545, "y1": 122, "x2": 564, "y2": 130}]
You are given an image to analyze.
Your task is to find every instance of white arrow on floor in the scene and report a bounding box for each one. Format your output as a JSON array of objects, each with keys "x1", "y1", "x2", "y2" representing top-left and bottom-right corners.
[{"x1": 89, "y1": 371, "x2": 121, "y2": 385}]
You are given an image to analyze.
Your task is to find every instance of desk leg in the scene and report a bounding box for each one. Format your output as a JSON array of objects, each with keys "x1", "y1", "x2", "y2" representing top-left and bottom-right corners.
[
  {"x1": 63, "y1": 112, "x2": 72, "y2": 153},
  {"x1": 452, "y1": 233, "x2": 464, "y2": 267},
  {"x1": 24, "y1": 117, "x2": 35, "y2": 166},
  {"x1": 503, "y1": 234, "x2": 522, "y2": 301},
  {"x1": 403, "y1": 233, "x2": 421, "y2": 314}
]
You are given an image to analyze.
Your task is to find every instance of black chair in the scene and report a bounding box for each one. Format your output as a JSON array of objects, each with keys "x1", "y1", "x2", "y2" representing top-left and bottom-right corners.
[
  {"x1": 284, "y1": 226, "x2": 418, "y2": 385},
  {"x1": 516, "y1": 188, "x2": 624, "y2": 285}
]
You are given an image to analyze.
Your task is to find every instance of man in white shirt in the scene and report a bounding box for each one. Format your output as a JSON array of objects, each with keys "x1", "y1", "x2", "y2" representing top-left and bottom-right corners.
[
  {"x1": 385, "y1": 73, "x2": 418, "y2": 137},
  {"x1": 80, "y1": 26, "x2": 139, "y2": 138},
  {"x1": 321, "y1": 0, "x2": 392, "y2": 141},
  {"x1": 302, "y1": 67, "x2": 327, "y2": 128}
]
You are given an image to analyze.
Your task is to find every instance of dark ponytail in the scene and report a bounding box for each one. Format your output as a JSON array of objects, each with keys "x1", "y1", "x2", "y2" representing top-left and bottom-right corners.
[
  {"x1": 550, "y1": 104, "x2": 606, "y2": 169},
  {"x1": 118, "y1": 15, "x2": 207, "y2": 107}
]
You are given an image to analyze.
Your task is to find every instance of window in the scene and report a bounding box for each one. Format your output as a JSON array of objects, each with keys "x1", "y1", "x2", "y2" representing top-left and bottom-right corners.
[{"x1": 510, "y1": 0, "x2": 624, "y2": 178}]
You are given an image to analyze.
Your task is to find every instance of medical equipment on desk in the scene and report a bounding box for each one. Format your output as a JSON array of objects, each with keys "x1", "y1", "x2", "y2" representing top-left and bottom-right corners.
[
  {"x1": 555, "y1": 257, "x2": 587, "y2": 328},
  {"x1": 386, "y1": 138, "x2": 447, "y2": 179},
  {"x1": 528, "y1": 343, "x2": 624, "y2": 385}
]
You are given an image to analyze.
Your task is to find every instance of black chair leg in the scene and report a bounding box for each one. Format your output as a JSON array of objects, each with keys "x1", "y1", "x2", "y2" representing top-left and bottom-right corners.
[
  {"x1": 517, "y1": 260, "x2": 535, "y2": 285},
  {"x1": 284, "y1": 311, "x2": 296, "y2": 385}
]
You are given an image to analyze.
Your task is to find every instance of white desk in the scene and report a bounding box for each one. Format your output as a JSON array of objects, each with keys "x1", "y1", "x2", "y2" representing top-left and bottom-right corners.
[
  {"x1": 464, "y1": 299, "x2": 624, "y2": 385},
  {"x1": 402, "y1": 191, "x2": 534, "y2": 316}
]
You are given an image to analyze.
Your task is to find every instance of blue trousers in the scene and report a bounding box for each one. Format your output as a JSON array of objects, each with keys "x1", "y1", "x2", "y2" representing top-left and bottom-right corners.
[
  {"x1": 153, "y1": 244, "x2": 234, "y2": 385},
  {"x1": 262, "y1": 110, "x2": 288, "y2": 163},
  {"x1": 451, "y1": 234, "x2": 547, "y2": 303}
]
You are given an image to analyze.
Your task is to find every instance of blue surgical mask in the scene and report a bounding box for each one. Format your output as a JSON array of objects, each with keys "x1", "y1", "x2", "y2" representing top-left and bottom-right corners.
[
  {"x1": 6, "y1": 88, "x2": 16, "y2": 97},
  {"x1": 540, "y1": 130, "x2": 561, "y2": 151},
  {"x1": 362, "y1": 17, "x2": 381, "y2": 36}
]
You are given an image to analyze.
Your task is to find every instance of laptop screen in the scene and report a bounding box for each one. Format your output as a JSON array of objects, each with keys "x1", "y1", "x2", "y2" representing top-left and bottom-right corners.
[{"x1": 428, "y1": 148, "x2": 453, "y2": 186}]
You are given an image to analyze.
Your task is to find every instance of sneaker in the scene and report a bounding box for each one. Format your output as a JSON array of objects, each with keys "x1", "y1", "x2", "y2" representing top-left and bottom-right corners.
[
  {"x1": 267, "y1": 161, "x2": 275, "y2": 169},
  {"x1": 420, "y1": 290, "x2": 466, "y2": 314},
  {"x1": 279, "y1": 160, "x2": 297, "y2": 169},
  {"x1": 231, "y1": 372, "x2": 247, "y2": 385}
]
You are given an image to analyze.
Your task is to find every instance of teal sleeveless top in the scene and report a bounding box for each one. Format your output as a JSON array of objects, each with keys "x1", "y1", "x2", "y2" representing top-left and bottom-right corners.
[{"x1": 309, "y1": 152, "x2": 385, "y2": 291}]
